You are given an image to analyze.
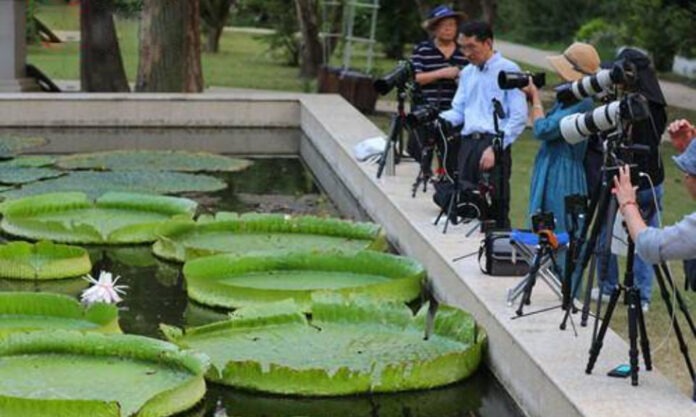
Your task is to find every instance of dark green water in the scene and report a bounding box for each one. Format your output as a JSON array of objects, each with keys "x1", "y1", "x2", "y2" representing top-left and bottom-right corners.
[{"x1": 0, "y1": 158, "x2": 525, "y2": 417}]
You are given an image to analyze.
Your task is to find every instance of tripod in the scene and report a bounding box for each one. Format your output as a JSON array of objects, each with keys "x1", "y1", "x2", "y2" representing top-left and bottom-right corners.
[
  {"x1": 433, "y1": 98, "x2": 507, "y2": 234},
  {"x1": 376, "y1": 85, "x2": 407, "y2": 179},
  {"x1": 586, "y1": 233, "x2": 652, "y2": 386},
  {"x1": 411, "y1": 119, "x2": 453, "y2": 197}
]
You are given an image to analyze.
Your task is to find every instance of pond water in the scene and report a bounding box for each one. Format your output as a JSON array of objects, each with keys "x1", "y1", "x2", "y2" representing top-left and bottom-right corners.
[{"x1": 0, "y1": 157, "x2": 524, "y2": 417}]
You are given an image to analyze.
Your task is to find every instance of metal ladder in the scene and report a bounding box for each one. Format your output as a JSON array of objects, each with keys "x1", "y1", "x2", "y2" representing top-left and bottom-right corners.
[{"x1": 320, "y1": 0, "x2": 380, "y2": 73}]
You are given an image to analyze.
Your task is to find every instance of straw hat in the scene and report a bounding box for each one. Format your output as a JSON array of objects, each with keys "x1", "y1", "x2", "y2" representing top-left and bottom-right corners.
[
  {"x1": 421, "y1": 5, "x2": 467, "y2": 31},
  {"x1": 547, "y1": 42, "x2": 601, "y2": 82}
]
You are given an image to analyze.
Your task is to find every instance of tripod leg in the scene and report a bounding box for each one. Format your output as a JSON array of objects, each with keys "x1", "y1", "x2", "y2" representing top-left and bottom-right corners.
[
  {"x1": 442, "y1": 187, "x2": 459, "y2": 234},
  {"x1": 659, "y1": 263, "x2": 696, "y2": 337},
  {"x1": 653, "y1": 265, "x2": 696, "y2": 382},
  {"x1": 635, "y1": 289, "x2": 652, "y2": 372},
  {"x1": 581, "y1": 255, "x2": 598, "y2": 327},
  {"x1": 626, "y1": 286, "x2": 642, "y2": 386},
  {"x1": 376, "y1": 115, "x2": 398, "y2": 179},
  {"x1": 586, "y1": 286, "x2": 621, "y2": 374},
  {"x1": 516, "y1": 248, "x2": 545, "y2": 316}
]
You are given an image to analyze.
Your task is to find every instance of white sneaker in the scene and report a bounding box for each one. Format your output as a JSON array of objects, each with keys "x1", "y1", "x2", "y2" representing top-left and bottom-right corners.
[
  {"x1": 590, "y1": 287, "x2": 611, "y2": 302},
  {"x1": 642, "y1": 302, "x2": 650, "y2": 313}
]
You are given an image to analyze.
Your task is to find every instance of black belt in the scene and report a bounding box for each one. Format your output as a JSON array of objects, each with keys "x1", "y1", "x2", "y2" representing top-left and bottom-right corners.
[{"x1": 462, "y1": 132, "x2": 495, "y2": 141}]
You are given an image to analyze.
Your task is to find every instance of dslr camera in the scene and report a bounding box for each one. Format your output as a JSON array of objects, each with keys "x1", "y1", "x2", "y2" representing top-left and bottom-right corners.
[{"x1": 498, "y1": 71, "x2": 546, "y2": 90}]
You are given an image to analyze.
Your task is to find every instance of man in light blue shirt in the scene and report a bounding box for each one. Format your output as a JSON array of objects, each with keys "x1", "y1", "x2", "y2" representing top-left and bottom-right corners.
[{"x1": 440, "y1": 21, "x2": 528, "y2": 227}]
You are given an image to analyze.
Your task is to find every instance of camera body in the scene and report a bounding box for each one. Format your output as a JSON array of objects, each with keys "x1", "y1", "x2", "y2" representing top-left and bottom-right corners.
[
  {"x1": 373, "y1": 61, "x2": 414, "y2": 95},
  {"x1": 498, "y1": 71, "x2": 546, "y2": 90},
  {"x1": 531, "y1": 211, "x2": 556, "y2": 233}
]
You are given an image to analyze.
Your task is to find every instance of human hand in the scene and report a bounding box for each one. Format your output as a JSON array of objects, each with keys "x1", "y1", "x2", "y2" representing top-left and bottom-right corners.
[
  {"x1": 667, "y1": 118, "x2": 696, "y2": 152},
  {"x1": 612, "y1": 165, "x2": 637, "y2": 207},
  {"x1": 521, "y1": 77, "x2": 538, "y2": 100},
  {"x1": 479, "y1": 146, "x2": 495, "y2": 171},
  {"x1": 440, "y1": 66, "x2": 461, "y2": 80}
]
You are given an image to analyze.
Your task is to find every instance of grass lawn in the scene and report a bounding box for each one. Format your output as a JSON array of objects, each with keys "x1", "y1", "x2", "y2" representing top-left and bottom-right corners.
[{"x1": 29, "y1": 4, "x2": 696, "y2": 395}]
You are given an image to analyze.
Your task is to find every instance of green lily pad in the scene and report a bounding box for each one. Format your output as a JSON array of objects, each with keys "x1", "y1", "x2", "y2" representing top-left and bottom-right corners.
[
  {"x1": 162, "y1": 299, "x2": 486, "y2": 396},
  {"x1": 56, "y1": 150, "x2": 253, "y2": 173},
  {"x1": 0, "y1": 241, "x2": 91, "y2": 280},
  {"x1": 0, "y1": 136, "x2": 48, "y2": 159},
  {"x1": 0, "y1": 277, "x2": 89, "y2": 297},
  {"x1": 0, "y1": 166, "x2": 64, "y2": 185},
  {"x1": 0, "y1": 170, "x2": 226, "y2": 200},
  {"x1": 0, "y1": 331, "x2": 208, "y2": 417},
  {"x1": 153, "y1": 213, "x2": 388, "y2": 263},
  {"x1": 0, "y1": 192, "x2": 198, "y2": 244},
  {"x1": 0, "y1": 292, "x2": 120, "y2": 336},
  {"x1": 183, "y1": 250, "x2": 424, "y2": 311},
  {"x1": 0, "y1": 155, "x2": 56, "y2": 168}
]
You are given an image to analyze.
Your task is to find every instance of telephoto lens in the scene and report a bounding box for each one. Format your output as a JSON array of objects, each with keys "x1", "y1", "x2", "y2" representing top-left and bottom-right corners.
[
  {"x1": 373, "y1": 61, "x2": 413, "y2": 95},
  {"x1": 559, "y1": 93, "x2": 649, "y2": 144},
  {"x1": 497, "y1": 71, "x2": 546, "y2": 90},
  {"x1": 555, "y1": 61, "x2": 637, "y2": 105}
]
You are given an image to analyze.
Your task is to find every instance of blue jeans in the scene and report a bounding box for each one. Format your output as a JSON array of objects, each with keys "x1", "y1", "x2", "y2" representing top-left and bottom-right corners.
[{"x1": 597, "y1": 184, "x2": 663, "y2": 303}]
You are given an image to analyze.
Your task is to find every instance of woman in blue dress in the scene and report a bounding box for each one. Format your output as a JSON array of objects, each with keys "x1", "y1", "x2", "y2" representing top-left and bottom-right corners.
[{"x1": 523, "y1": 42, "x2": 601, "y2": 233}]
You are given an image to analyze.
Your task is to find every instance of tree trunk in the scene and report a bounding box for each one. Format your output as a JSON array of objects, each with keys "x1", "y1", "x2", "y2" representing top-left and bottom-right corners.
[
  {"x1": 136, "y1": 0, "x2": 203, "y2": 92},
  {"x1": 324, "y1": 0, "x2": 343, "y2": 60},
  {"x1": 455, "y1": 0, "x2": 482, "y2": 20},
  {"x1": 295, "y1": 0, "x2": 323, "y2": 78},
  {"x1": 200, "y1": 0, "x2": 235, "y2": 53},
  {"x1": 80, "y1": 0, "x2": 129, "y2": 92},
  {"x1": 480, "y1": 0, "x2": 498, "y2": 27},
  {"x1": 412, "y1": 0, "x2": 431, "y2": 20}
]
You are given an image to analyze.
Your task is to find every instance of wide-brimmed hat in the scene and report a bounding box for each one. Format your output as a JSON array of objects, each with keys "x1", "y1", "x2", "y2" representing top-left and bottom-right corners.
[
  {"x1": 421, "y1": 5, "x2": 467, "y2": 31},
  {"x1": 547, "y1": 42, "x2": 601, "y2": 82},
  {"x1": 673, "y1": 139, "x2": 696, "y2": 176}
]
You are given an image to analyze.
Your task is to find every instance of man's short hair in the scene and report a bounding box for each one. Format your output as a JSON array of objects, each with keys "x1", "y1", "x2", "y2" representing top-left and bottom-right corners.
[{"x1": 459, "y1": 21, "x2": 493, "y2": 42}]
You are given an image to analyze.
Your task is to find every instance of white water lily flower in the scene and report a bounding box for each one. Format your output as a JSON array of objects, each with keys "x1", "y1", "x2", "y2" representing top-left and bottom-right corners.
[{"x1": 80, "y1": 271, "x2": 128, "y2": 305}]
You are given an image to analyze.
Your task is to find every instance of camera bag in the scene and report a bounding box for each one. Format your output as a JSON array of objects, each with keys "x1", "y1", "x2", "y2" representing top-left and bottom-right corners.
[{"x1": 478, "y1": 230, "x2": 529, "y2": 276}]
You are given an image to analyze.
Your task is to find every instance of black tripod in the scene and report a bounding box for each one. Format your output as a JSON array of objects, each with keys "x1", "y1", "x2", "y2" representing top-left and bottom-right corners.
[
  {"x1": 376, "y1": 85, "x2": 407, "y2": 179},
  {"x1": 433, "y1": 98, "x2": 506, "y2": 234},
  {"x1": 586, "y1": 233, "x2": 652, "y2": 386},
  {"x1": 512, "y1": 230, "x2": 563, "y2": 317},
  {"x1": 411, "y1": 119, "x2": 453, "y2": 197},
  {"x1": 652, "y1": 262, "x2": 696, "y2": 400}
]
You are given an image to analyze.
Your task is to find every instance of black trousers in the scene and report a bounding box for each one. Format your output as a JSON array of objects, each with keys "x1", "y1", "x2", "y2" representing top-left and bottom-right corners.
[{"x1": 456, "y1": 135, "x2": 512, "y2": 228}]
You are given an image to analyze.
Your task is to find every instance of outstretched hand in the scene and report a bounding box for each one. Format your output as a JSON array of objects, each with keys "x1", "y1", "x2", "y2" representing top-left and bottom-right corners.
[
  {"x1": 612, "y1": 165, "x2": 637, "y2": 207},
  {"x1": 667, "y1": 118, "x2": 696, "y2": 152}
]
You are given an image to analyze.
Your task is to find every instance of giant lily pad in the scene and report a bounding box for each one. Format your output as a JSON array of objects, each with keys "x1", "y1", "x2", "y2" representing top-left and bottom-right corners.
[
  {"x1": 56, "y1": 150, "x2": 253, "y2": 172},
  {"x1": 0, "y1": 331, "x2": 208, "y2": 417},
  {"x1": 0, "y1": 136, "x2": 48, "y2": 159},
  {"x1": 0, "y1": 277, "x2": 89, "y2": 297},
  {"x1": 153, "y1": 213, "x2": 388, "y2": 263},
  {"x1": 0, "y1": 292, "x2": 120, "y2": 335},
  {"x1": 0, "y1": 241, "x2": 91, "y2": 279},
  {"x1": 0, "y1": 192, "x2": 198, "y2": 244},
  {"x1": 0, "y1": 170, "x2": 226, "y2": 200},
  {"x1": 0, "y1": 155, "x2": 56, "y2": 168},
  {"x1": 183, "y1": 250, "x2": 424, "y2": 311},
  {"x1": 162, "y1": 299, "x2": 486, "y2": 396},
  {"x1": 0, "y1": 166, "x2": 63, "y2": 185}
]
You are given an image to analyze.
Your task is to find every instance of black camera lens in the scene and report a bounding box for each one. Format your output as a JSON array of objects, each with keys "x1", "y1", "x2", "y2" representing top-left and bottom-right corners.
[
  {"x1": 497, "y1": 71, "x2": 546, "y2": 90},
  {"x1": 373, "y1": 61, "x2": 413, "y2": 95}
]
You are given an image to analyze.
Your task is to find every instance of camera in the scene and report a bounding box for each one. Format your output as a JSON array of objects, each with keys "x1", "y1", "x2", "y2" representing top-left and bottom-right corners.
[
  {"x1": 406, "y1": 105, "x2": 439, "y2": 128},
  {"x1": 559, "y1": 93, "x2": 650, "y2": 145},
  {"x1": 373, "y1": 61, "x2": 414, "y2": 95},
  {"x1": 497, "y1": 71, "x2": 546, "y2": 90},
  {"x1": 555, "y1": 60, "x2": 638, "y2": 105},
  {"x1": 531, "y1": 211, "x2": 556, "y2": 233}
]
